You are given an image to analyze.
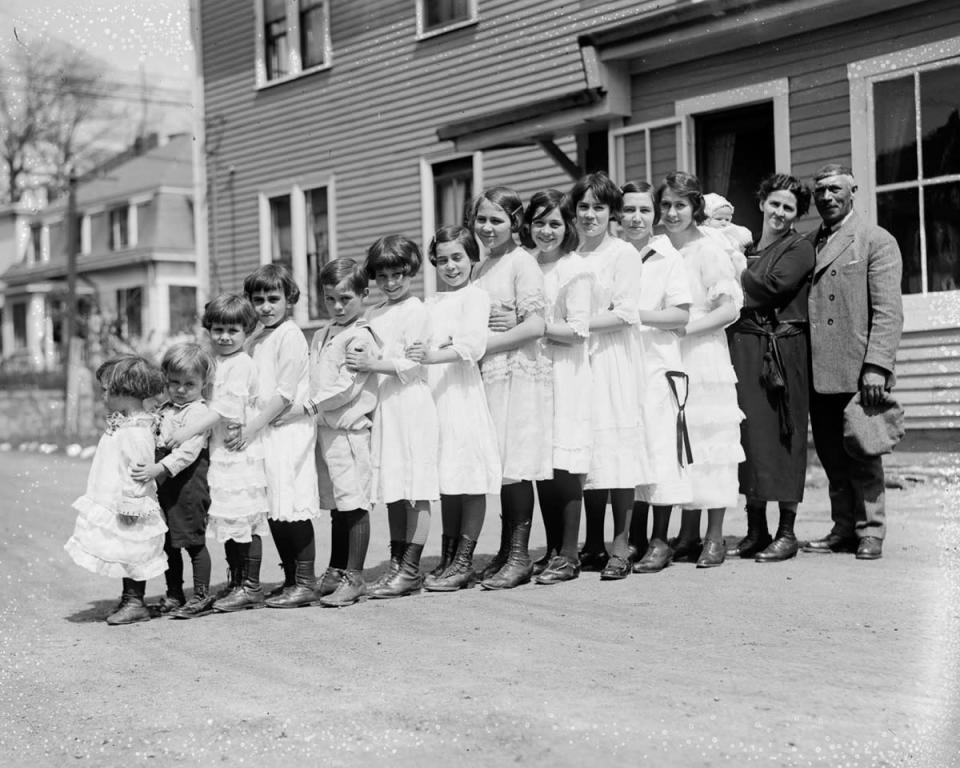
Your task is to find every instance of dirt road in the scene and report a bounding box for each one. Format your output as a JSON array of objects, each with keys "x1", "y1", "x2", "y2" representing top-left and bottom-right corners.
[{"x1": 1, "y1": 450, "x2": 957, "y2": 767}]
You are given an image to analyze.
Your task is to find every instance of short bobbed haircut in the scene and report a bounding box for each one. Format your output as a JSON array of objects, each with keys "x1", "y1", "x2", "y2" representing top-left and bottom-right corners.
[
  {"x1": 428, "y1": 225, "x2": 480, "y2": 265},
  {"x1": 243, "y1": 263, "x2": 300, "y2": 305},
  {"x1": 656, "y1": 171, "x2": 707, "y2": 224},
  {"x1": 756, "y1": 173, "x2": 812, "y2": 218},
  {"x1": 568, "y1": 171, "x2": 624, "y2": 222},
  {"x1": 202, "y1": 293, "x2": 259, "y2": 334},
  {"x1": 467, "y1": 186, "x2": 524, "y2": 233},
  {"x1": 161, "y1": 342, "x2": 215, "y2": 385},
  {"x1": 620, "y1": 180, "x2": 659, "y2": 224},
  {"x1": 365, "y1": 234, "x2": 423, "y2": 279},
  {"x1": 96, "y1": 355, "x2": 165, "y2": 400},
  {"x1": 319, "y1": 258, "x2": 369, "y2": 295},
  {"x1": 519, "y1": 189, "x2": 579, "y2": 253}
]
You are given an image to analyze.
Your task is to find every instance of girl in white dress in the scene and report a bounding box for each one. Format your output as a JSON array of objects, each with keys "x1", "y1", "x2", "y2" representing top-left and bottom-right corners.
[
  {"x1": 658, "y1": 171, "x2": 745, "y2": 568},
  {"x1": 619, "y1": 181, "x2": 694, "y2": 574},
  {"x1": 347, "y1": 235, "x2": 440, "y2": 599},
  {"x1": 237, "y1": 264, "x2": 321, "y2": 609},
  {"x1": 522, "y1": 189, "x2": 596, "y2": 585},
  {"x1": 65, "y1": 355, "x2": 167, "y2": 625},
  {"x1": 572, "y1": 172, "x2": 649, "y2": 581},
  {"x1": 168, "y1": 294, "x2": 271, "y2": 612},
  {"x1": 416, "y1": 225, "x2": 501, "y2": 592},
  {"x1": 470, "y1": 187, "x2": 552, "y2": 590}
]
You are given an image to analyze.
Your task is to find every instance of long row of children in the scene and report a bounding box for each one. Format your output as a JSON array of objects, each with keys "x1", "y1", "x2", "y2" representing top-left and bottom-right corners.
[{"x1": 65, "y1": 170, "x2": 747, "y2": 625}]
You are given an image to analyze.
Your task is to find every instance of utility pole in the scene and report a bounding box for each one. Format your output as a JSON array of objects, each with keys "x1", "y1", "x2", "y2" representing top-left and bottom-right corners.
[{"x1": 62, "y1": 173, "x2": 84, "y2": 436}]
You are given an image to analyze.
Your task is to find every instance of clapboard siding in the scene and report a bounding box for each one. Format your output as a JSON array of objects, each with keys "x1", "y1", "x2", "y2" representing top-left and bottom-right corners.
[
  {"x1": 200, "y1": 0, "x2": 666, "y2": 298},
  {"x1": 895, "y1": 327, "x2": 960, "y2": 429}
]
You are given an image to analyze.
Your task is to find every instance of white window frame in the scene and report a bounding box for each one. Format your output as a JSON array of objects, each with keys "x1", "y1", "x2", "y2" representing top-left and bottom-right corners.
[
  {"x1": 419, "y1": 151, "x2": 482, "y2": 296},
  {"x1": 675, "y1": 78, "x2": 791, "y2": 176},
  {"x1": 80, "y1": 214, "x2": 91, "y2": 255},
  {"x1": 254, "y1": 0, "x2": 332, "y2": 89},
  {"x1": 258, "y1": 175, "x2": 338, "y2": 325},
  {"x1": 849, "y1": 37, "x2": 960, "y2": 318},
  {"x1": 415, "y1": 0, "x2": 478, "y2": 40},
  {"x1": 609, "y1": 116, "x2": 687, "y2": 186}
]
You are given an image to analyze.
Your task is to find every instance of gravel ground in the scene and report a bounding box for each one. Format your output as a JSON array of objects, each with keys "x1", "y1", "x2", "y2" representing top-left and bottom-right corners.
[{"x1": 1, "y1": 450, "x2": 958, "y2": 767}]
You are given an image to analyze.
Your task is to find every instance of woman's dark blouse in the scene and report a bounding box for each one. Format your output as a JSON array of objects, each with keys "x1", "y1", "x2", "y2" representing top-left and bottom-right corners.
[{"x1": 739, "y1": 230, "x2": 816, "y2": 322}]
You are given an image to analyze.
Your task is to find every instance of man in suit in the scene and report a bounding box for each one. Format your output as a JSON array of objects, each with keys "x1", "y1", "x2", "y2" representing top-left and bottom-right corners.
[{"x1": 803, "y1": 164, "x2": 903, "y2": 560}]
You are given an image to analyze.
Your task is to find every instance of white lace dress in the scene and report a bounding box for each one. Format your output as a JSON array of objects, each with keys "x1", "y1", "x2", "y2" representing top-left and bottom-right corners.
[
  {"x1": 366, "y1": 295, "x2": 440, "y2": 504},
  {"x1": 472, "y1": 246, "x2": 552, "y2": 484},
  {"x1": 634, "y1": 235, "x2": 694, "y2": 506},
  {"x1": 425, "y1": 283, "x2": 502, "y2": 495},
  {"x1": 540, "y1": 251, "x2": 595, "y2": 474},
  {"x1": 64, "y1": 412, "x2": 168, "y2": 580},
  {"x1": 677, "y1": 230, "x2": 746, "y2": 509},
  {"x1": 582, "y1": 236, "x2": 650, "y2": 489},
  {"x1": 206, "y1": 352, "x2": 270, "y2": 543},
  {"x1": 247, "y1": 319, "x2": 320, "y2": 521}
]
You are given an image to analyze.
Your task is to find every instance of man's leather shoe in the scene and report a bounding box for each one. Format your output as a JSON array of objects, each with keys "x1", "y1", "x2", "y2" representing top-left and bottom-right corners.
[
  {"x1": 856, "y1": 536, "x2": 883, "y2": 560},
  {"x1": 801, "y1": 533, "x2": 857, "y2": 553},
  {"x1": 755, "y1": 534, "x2": 799, "y2": 562}
]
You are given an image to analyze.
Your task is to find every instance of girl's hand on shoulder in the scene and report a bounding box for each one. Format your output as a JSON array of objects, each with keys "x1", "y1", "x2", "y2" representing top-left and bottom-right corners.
[
  {"x1": 488, "y1": 306, "x2": 518, "y2": 332},
  {"x1": 131, "y1": 462, "x2": 166, "y2": 482},
  {"x1": 224, "y1": 426, "x2": 249, "y2": 452}
]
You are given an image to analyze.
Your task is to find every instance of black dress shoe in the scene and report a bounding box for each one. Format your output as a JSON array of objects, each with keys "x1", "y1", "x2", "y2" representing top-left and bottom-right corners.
[
  {"x1": 801, "y1": 533, "x2": 857, "y2": 553},
  {"x1": 600, "y1": 554, "x2": 631, "y2": 580},
  {"x1": 669, "y1": 537, "x2": 702, "y2": 563},
  {"x1": 696, "y1": 538, "x2": 725, "y2": 568},
  {"x1": 727, "y1": 531, "x2": 773, "y2": 558},
  {"x1": 532, "y1": 549, "x2": 555, "y2": 576},
  {"x1": 578, "y1": 547, "x2": 609, "y2": 572},
  {"x1": 755, "y1": 534, "x2": 799, "y2": 562},
  {"x1": 632, "y1": 539, "x2": 673, "y2": 573},
  {"x1": 535, "y1": 555, "x2": 580, "y2": 585},
  {"x1": 856, "y1": 536, "x2": 883, "y2": 560}
]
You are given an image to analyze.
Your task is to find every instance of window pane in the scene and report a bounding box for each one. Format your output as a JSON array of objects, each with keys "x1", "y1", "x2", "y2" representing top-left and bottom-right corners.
[
  {"x1": 874, "y1": 76, "x2": 917, "y2": 185},
  {"x1": 877, "y1": 188, "x2": 921, "y2": 295},
  {"x1": 924, "y1": 181, "x2": 960, "y2": 292},
  {"x1": 650, "y1": 125, "x2": 679, "y2": 185},
  {"x1": 30, "y1": 226, "x2": 42, "y2": 263},
  {"x1": 424, "y1": 0, "x2": 469, "y2": 30},
  {"x1": 269, "y1": 195, "x2": 293, "y2": 267},
  {"x1": 305, "y1": 187, "x2": 329, "y2": 320},
  {"x1": 920, "y1": 64, "x2": 960, "y2": 179},
  {"x1": 109, "y1": 207, "x2": 129, "y2": 250},
  {"x1": 300, "y1": 1, "x2": 327, "y2": 69},
  {"x1": 433, "y1": 157, "x2": 472, "y2": 228},
  {"x1": 622, "y1": 132, "x2": 647, "y2": 183},
  {"x1": 265, "y1": 0, "x2": 288, "y2": 81},
  {"x1": 116, "y1": 287, "x2": 143, "y2": 339},
  {"x1": 12, "y1": 303, "x2": 27, "y2": 349},
  {"x1": 168, "y1": 286, "x2": 198, "y2": 335}
]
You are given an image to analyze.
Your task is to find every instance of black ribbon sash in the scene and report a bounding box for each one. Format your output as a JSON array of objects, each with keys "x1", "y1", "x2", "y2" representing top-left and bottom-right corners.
[{"x1": 665, "y1": 370, "x2": 693, "y2": 467}]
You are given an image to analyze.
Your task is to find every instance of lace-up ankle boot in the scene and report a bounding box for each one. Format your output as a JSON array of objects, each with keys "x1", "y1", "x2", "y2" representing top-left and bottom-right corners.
[
  {"x1": 427, "y1": 535, "x2": 457, "y2": 582},
  {"x1": 366, "y1": 540, "x2": 404, "y2": 592},
  {"x1": 316, "y1": 566, "x2": 345, "y2": 597},
  {"x1": 214, "y1": 552, "x2": 265, "y2": 612},
  {"x1": 319, "y1": 570, "x2": 367, "y2": 607},
  {"x1": 172, "y1": 583, "x2": 216, "y2": 619},
  {"x1": 266, "y1": 559, "x2": 319, "y2": 608},
  {"x1": 266, "y1": 560, "x2": 294, "y2": 598},
  {"x1": 425, "y1": 536, "x2": 478, "y2": 592},
  {"x1": 479, "y1": 516, "x2": 510, "y2": 581},
  {"x1": 481, "y1": 520, "x2": 533, "y2": 590},
  {"x1": 107, "y1": 580, "x2": 151, "y2": 625},
  {"x1": 369, "y1": 543, "x2": 424, "y2": 599}
]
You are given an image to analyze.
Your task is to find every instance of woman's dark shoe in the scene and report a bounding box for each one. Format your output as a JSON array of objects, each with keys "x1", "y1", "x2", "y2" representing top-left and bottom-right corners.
[
  {"x1": 696, "y1": 538, "x2": 726, "y2": 568},
  {"x1": 367, "y1": 541, "x2": 404, "y2": 592},
  {"x1": 369, "y1": 543, "x2": 424, "y2": 599},
  {"x1": 482, "y1": 521, "x2": 533, "y2": 590},
  {"x1": 532, "y1": 548, "x2": 557, "y2": 576},
  {"x1": 577, "y1": 547, "x2": 609, "y2": 572},
  {"x1": 600, "y1": 554, "x2": 631, "y2": 580},
  {"x1": 755, "y1": 534, "x2": 799, "y2": 562},
  {"x1": 669, "y1": 537, "x2": 702, "y2": 563},
  {"x1": 266, "y1": 559, "x2": 318, "y2": 608},
  {"x1": 727, "y1": 531, "x2": 773, "y2": 558},
  {"x1": 425, "y1": 536, "x2": 478, "y2": 592},
  {"x1": 534, "y1": 554, "x2": 580, "y2": 585},
  {"x1": 429, "y1": 535, "x2": 458, "y2": 579},
  {"x1": 632, "y1": 539, "x2": 673, "y2": 573},
  {"x1": 319, "y1": 570, "x2": 367, "y2": 607}
]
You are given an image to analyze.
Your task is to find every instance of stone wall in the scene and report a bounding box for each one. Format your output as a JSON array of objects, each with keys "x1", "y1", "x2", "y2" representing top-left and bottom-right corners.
[{"x1": 0, "y1": 388, "x2": 98, "y2": 440}]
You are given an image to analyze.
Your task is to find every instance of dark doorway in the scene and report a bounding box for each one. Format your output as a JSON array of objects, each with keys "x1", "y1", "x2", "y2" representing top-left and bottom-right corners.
[{"x1": 695, "y1": 102, "x2": 775, "y2": 241}]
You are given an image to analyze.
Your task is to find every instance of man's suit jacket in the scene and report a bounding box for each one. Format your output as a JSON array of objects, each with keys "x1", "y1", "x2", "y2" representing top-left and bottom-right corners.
[{"x1": 807, "y1": 211, "x2": 903, "y2": 394}]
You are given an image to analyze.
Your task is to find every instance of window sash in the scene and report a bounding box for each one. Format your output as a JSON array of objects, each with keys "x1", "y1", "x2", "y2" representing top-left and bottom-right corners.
[{"x1": 257, "y1": 0, "x2": 330, "y2": 86}]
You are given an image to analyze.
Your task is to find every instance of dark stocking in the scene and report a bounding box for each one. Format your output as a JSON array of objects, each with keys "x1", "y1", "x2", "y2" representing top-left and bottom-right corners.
[
  {"x1": 582, "y1": 489, "x2": 609, "y2": 553},
  {"x1": 329, "y1": 510, "x2": 349, "y2": 569},
  {"x1": 460, "y1": 494, "x2": 486, "y2": 541},
  {"x1": 705, "y1": 507, "x2": 725, "y2": 543},
  {"x1": 630, "y1": 501, "x2": 650, "y2": 555},
  {"x1": 609, "y1": 488, "x2": 634, "y2": 559},
  {"x1": 501, "y1": 480, "x2": 534, "y2": 526},
  {"x1": 341, "y1": 509, "x2": 370, "y2": 571},
  {"x1": 163, "y1": 533, "x2": 184, "y2": 597},
  {"x1": 440, "y1": 495, "x2": 463, "y2": 540},
  {"x1": 122, "y1": 578, "x2": 146, "y2": 600},
  {"x1": 268, "y1": 519, "x2": 293, "y2": 571},
  {"x1": 677, "y1": 508, "x2": 702, "y2": 542},
  {"x1": 534, "y1": 480, "x2": 563, "y2": 557},
  {"x1": 776, "y1": 503, "x2": 798, "y2": 538},
  {"x1": 287, "y1": 519, "x2": 316, "y2": 562},
  {"x1": 186, "y1": 544, "x2": 211, "y2": 589},
  {"x1": 651, "y1": 505, "x2": 672, "y2": 542}
]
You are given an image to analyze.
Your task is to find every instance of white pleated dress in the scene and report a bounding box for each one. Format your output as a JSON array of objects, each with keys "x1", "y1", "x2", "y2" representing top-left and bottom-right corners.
[
  {"x1": 247, "y1": 320, "x2": 321, "y2": 522},
  {"x1": 425, "y1": 283, "x2": 502, "y2": 495},
  {"x1": 539, "y1": 251, "x2": 595, "y2": 474},
  {"x1": 676, "y1": 230, "x2": 746, "y2": 510},
  {"x1": 582, "y1": 236, "x2": 651, "y2": 490},
  {"x1": 634, "y1": 235, "x2": 695, "y2": 506},
  {"x1": 366, "y1": 295, "x2": 440, "y2": 504},
  {"x1": 206, "y1": 352, "x2": 271, "y2": 543},
  {"x1": 472, "y1": 246, "x2": 553, "y2": 484},
  {"x1": 64, "y1": 413, "x2": 168, "y2": 581}
]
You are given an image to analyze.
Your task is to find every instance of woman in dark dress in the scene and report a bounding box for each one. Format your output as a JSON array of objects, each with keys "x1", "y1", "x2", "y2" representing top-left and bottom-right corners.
[{"x1": 726, "y1": 173, "x2": 815, "y2": 562}]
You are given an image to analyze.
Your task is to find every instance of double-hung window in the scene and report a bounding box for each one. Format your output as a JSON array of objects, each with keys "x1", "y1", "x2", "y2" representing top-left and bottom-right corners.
[
  {"x1": 416, "y1": 0, "x2": 477, "y2": 39},
  {"x1": 256, "y1": 0, "x2": 332, "y2": 87}
]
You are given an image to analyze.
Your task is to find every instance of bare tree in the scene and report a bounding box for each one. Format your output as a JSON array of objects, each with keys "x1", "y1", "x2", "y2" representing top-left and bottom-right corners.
[{"x1": 0, "y1": 38, "x2": 125, "y2": 203}]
